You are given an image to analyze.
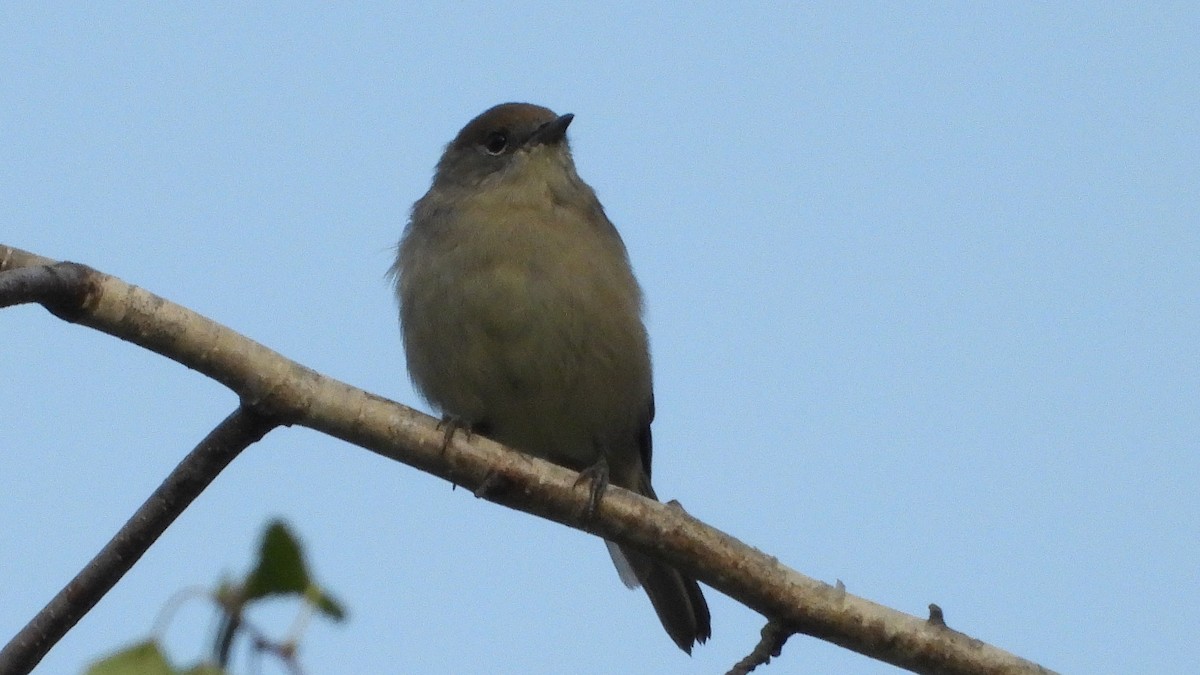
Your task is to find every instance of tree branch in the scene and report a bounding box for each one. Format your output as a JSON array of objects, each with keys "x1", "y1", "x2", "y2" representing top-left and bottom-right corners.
[
  {"x1": 0, "y1": 406, "x2": 277, "y2": 675},
  {"x1": 0, "y1": 244, "x2": 1058, "y2": 675},
  {"x1": 726, "y1": 621, "x2": 792, "y2": 675}
]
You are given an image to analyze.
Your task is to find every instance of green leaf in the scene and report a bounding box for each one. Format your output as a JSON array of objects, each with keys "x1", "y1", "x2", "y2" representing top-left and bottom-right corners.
[
  {"x1": 84, "y1": 640, "x2": 174, "y2": 675},
  {"x1": 308, "y1": 585, "x2": 348, "y2": 622},
  {"x1": 243, "y1": 519, "x2": 310, "y2": 601},
  {"x1": 238, "y1": 519, "x2": 348, "y2": 623}
]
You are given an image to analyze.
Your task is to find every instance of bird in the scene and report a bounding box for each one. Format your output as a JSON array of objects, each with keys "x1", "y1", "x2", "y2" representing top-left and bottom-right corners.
[{"x1": 391, "y1": 102, "x2": 711, "y2": 653}]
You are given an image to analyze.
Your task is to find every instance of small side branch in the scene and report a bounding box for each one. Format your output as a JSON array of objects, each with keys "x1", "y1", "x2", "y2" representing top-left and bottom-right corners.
[
  {"x1": 0, "y1": 260, "x2": 92, "y2": 314},
  {"x1": 0, "y1": 406, "x2": 278, "y2": 675},
  {"x1": 727, "y1": 621, "x2": 793, "y2": 675}
]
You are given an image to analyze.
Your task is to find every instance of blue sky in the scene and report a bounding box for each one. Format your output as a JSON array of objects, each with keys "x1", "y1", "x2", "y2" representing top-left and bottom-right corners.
[{"x1": 2, "y1": 3, "x2": 1197, "y2": 674}]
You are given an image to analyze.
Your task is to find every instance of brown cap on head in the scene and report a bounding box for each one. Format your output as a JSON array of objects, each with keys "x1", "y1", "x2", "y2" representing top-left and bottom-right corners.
[
  {"x1": 452, "y1": 102, "x2": 560, "y2": 147},
  {"x1": 434, "y1": 102, "x2": 576, "y2": 188}
]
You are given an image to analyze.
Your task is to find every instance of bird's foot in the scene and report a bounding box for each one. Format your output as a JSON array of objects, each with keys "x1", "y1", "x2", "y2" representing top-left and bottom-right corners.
[
  {"x1": 436, "y1": 414, "x2": 473, "y2": 454},
  {"x1": 573, "y1": 456, "x2": 610, "y2": 519}
]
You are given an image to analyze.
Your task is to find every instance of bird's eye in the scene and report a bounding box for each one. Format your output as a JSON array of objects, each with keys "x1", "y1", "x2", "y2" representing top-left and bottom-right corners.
[{"x1": 483, "y1": 131, "x2": 508, "y2": 155}]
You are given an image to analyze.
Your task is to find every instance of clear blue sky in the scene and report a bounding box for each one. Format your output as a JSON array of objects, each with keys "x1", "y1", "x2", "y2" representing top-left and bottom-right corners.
[{"x1": 3, "y1": 4, "x2": 1197, "y2": 674}]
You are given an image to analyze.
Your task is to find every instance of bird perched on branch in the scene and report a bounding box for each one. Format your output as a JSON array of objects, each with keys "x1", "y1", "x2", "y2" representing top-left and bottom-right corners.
[{"x1": 391, "y1": 102, "x2": 711, "y2": 653}]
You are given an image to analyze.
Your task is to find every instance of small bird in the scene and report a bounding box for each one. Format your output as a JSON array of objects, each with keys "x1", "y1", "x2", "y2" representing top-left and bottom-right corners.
[{"x1": 391, "y1": 103, "x2": 711, "y2": 652}]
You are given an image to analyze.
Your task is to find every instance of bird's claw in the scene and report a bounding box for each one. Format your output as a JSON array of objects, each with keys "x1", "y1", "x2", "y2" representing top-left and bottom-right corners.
[
  {"x1": 436, "y1": 415, "x2": 471, "y2": 454},
  {"x1": 573, "y1": 456, "x2": 610, "y2": 519}
]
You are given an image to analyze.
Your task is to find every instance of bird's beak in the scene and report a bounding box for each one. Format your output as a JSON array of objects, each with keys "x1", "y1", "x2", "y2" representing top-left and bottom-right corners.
[{"x1": 531, "y1": 113, "x2": 574, "y2": 145}]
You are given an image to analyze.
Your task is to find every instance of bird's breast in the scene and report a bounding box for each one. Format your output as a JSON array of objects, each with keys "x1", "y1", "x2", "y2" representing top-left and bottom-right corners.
[{"x1": 399, "y1": 201, "x2": 650, "y2": 466}]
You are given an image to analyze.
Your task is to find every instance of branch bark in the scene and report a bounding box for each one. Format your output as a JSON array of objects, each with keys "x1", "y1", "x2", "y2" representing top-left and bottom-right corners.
[{"x1": 0, "y1": 244, "x2": 1058, "y2": 675}]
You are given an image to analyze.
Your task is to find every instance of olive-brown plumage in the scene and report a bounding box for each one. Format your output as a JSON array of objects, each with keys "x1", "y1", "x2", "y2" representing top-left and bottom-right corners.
[{"x1": 393, "y1": 103, "x2": 710, "y2": 652}]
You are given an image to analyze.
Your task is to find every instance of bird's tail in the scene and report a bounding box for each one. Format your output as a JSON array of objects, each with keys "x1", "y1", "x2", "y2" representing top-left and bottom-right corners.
[{"x1": 606, "y1": 539, "x2": 712, "y2": 653}]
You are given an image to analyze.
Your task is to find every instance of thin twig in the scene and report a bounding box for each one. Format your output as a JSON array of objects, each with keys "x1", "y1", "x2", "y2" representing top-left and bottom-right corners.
[
  {"x1": 0, "y1": 406, "x2": 278, "y2": 675},
  {"x1": 727, "y1": 621, "x2": 793, "y2": 675}
]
